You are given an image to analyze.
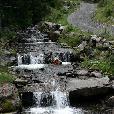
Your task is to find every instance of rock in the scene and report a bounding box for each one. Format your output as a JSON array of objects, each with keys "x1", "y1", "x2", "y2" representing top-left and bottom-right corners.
[
  {"x1": 91, "y1": 35, "x2": 101, "y2": 42},
  {"x1": 107, "y1": 96, "x2": 114, "y2": 106},
  {"x1": 90, "y1": 71, "x2": 102, "y2": 78},
  {"x1": 59, "y1": 26, "x2": 66, "y2": 33},
  {"x1": 0, "y1": 84, "x2": 21, "y2": 113},
  {"x1": 14, "y1": 78, "x2": 28, "y2": 84},
  {"x1": 78, "y1": 41, "x2": 87, "y2": 51},
  {"x1": 0, "y1": 84, "x2": 17, "y2": 98},
  {"x1": 14, "y1": 78, "x2": 28, "y2": 88},
  {"x1": 76, "y1": 69, "x2": 88, "y2": 76},
  {"x1": 44, "y1": 22, "x2": 53, "y2": 28},
  {"x1": 67, "y1": 76, "x2": 110, "y2": 97},
  {"x1": 48, "y1": 32, "x2": 60, "y2": 42}
]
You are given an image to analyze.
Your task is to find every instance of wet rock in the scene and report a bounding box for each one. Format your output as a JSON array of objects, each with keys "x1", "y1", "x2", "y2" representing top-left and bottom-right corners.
[
  {"x1": 76, "y1": 69, "x2": 88, "y2": 76},
  {"x1": 40, "y1": 92, "x2": 53, "y2": 107},
  {"x1": 107, "y1": 96, "x2": 114, "y2": 106},
  {"x1": 67, "y1": 76, "x2": 110, "y2": 97},
  {"x1": 21, "y1": 92, "x2": 34, "y2": 107},
  {"x1": 14, "y1": 78, "x2": 28, "y2": 88}
]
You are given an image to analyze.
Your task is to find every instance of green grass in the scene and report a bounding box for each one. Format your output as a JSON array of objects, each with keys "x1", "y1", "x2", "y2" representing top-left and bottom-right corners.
[
  {"x1": 80, "y1": 48, "x2": 114, "y2": 75},
  {"x1": 59, "y1": 25, "x2": 91, "y2": 47},
  {"x1": 45, "y1": 0, "x2": 92, "y2": 47},
  {"x1": 0, "y1": 72, "x2": 15, "y2": 84},
  {"x1": 45, "y1": 0, "x2": 81, "y2": 25},
  {"x1": 81, "y1": 58, "x2": 111, "y2": 75},
  {"x1": 1, "y1": 100, "x2": 16, "y2": 113},
  {"x1": 94, "y1": 0, "x2": 114, "y2": 25},
  {"x1": 0, "y1": 67, "x2": 15, "y2": 84}
]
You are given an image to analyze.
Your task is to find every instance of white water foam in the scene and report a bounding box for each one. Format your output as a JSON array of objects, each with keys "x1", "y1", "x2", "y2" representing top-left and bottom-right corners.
[
  {"x1": 62, "y1": 62, "x2": 71, "y2": 65},
  {"x1": 28, "y1": 107, "x2": 84, "y2": 114},
  {"x1": 15, "y1": 64, "x2": 46, "y2": 70},
  {"x1": 25, "y1": 91, "x2": 84, "y2": 114}
]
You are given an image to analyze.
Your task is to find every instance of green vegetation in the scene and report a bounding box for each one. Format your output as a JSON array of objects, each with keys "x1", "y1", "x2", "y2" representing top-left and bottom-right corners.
[
  {"x1": 95, "y1": 0, "x2": 114, "y2": 24},
  {"x1": 80, "y1": 47, "x2": 114, "y2": 75},
  {"x1": 0, "y1": 28, "x2": 17, "y2": 49},
  {"x1": 0, "y1": 0, "x2": 62, "y2": 28},
  {"x1": 0, "y1": 72, "x2": 15, "y2": 84},
  {"x1": 81, "y1": 58, "x2": 111, "y2": 75},
  {"x1": 1, "y1": 100, "x2": 16, "y2": 113},
  {"x1": 45, "y1": 0, "x2": 80, "y2": 25},
  {"x1": 0, "y1": 67, "x2": 15, "y2": 84},
  {"x1": 59, "y1": 26, "x2": 91, "y2": 47},
  {"x1": 45, "y1": 0, "x2": 92, "y2": 47}
]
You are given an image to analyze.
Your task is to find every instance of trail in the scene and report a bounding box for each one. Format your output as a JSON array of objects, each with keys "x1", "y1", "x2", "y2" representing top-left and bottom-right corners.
[{"x1": 68, "y1": 2, "x2": 114, "y2": 35}]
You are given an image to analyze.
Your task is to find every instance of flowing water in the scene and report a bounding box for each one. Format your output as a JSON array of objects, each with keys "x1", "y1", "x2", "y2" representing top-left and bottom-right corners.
[
  {"x1": 24, "y1": 90, "x2": 84, "y2": 114},
  {"x1": 16, "y1": 26, "x2": 114, "y2": 114}
]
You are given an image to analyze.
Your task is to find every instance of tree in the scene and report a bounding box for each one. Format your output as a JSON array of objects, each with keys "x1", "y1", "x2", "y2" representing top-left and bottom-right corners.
[{"x1": 0, "y1": 0, "x2": 62, "y2": 28}]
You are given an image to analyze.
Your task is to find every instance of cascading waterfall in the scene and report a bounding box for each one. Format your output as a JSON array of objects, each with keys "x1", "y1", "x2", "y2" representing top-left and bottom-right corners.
[
  {"x1": 30, "y1": 53, "x2": 44, "y2": 64},
  {"x1": 17, "y1": 53, "x2": 23, "y2": 65},
  {"x1": 25, "y1": 90, "x2": 84, "y2": 114},
  {"x1": 17, "y1": 27, "x2": 84, "y2": 114}
]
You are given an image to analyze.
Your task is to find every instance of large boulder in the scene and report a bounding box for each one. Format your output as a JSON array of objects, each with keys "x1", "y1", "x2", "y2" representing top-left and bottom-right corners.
[
  {"x1": 107, "y1": 96, "x2": 114, "y2": 107},
  {"x1": 0, "y1": 83, "x2": 20, "y2": 113},
  {"x1": 67, "y1": 76, "x2": 110, "y2": 98}
]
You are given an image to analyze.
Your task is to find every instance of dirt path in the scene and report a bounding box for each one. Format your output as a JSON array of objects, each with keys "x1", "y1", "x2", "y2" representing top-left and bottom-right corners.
[{"x1": 68, "y1": 2, "x2": 114, "y2": 35}]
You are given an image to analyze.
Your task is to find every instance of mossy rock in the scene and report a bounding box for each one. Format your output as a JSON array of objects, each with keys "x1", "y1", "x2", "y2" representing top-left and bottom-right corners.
[{"x1": 1, "y1": 100, "x2": 16, "y2": 113}]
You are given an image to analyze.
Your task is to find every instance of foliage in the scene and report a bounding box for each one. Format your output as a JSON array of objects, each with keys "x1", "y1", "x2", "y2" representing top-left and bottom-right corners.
[
  {"x1": 81, "y1": 58, "x2": 111, "y2": 75},
  {"x1": 0, "y1": 72, "x2": 15, "y2": 84},
  {"x1": 95, "y1": 0, "x2": 114, "y2": 24},
  {"x1": 81, "y1": 49, "x2": 114, "y2": 75},
  {"x1": 0, "y1": 0, "x2": 63, "y2": 28},
  {"x1": 0, "y1": 67, "x2": 15, "y2": 84},
  {"x1": 45, "y1": 0, "x2": 92, "y2": 47},
  {"x1": 59, "y1": 26, "x2": 91, "y2": 47},
  {"x1": 1, "y1": 100, "x2": 15, "y2": 113}
]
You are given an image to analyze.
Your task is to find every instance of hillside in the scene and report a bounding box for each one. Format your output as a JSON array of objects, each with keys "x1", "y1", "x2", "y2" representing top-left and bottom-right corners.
[{"x1": 95, "y1": 0, "x2": 114, "y2": 24}]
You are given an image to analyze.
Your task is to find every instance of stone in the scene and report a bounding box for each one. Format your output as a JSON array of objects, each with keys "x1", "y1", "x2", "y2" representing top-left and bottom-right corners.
[
  {"x1": 0, "y1": 84, "x2": 20, "y2": 113},
  {"x1": 0, "y1": 84, "x2": 17, "y2": 98},
  {"x1": 14, "y1": 78, "x2": 28, "y2": 88},
  {"x1": 107, "y1": 96, "x2": 114, "y2": 106},
  {"x1": 67, "y1": 76, "x2": 110, "y2": 97},
  {"x1": 90, "y1": 71, "x2": 102, "y2": 78},
  {"x1": 76, "y1": 69, "x2": 88, "y2": 76},
  {"x1": 78, "y1": 41, "x2": 87, "y2": 51},
  {"x1": 59, "y1": 26, "x2": 66, "y2": 32}
]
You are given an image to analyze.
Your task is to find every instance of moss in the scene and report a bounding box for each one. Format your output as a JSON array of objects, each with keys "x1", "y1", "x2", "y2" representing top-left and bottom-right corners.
[
  {"x1": 0, "y1": 67, "x2": 16, "y2": 84},
  {"x1": 94, "y1": 0, "x2": 114, "y2": 25},
  {"x1": 0, "y1": 72, "x2": 15, "y2": 84},
  {"x1": 1, "y1": 100, "x2": 16, "y2": 113}
]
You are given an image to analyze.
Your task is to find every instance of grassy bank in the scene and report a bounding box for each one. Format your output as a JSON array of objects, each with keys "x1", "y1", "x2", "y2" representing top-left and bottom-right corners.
[
  {"x1": 94, "y1": 0, "x2": 114, "y2": 25},
  {"x1": 0, "y1": 67, "x2": 15, "y2": 84},
  {"x1": 45, "y1": 0, "x2": 91, "y2": 47}
]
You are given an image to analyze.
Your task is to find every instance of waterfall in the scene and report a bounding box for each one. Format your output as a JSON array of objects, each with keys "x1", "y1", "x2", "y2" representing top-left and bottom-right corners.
[
  {"x1": 25, "y1": 91, "x2": 84, "y2": 114},
  {"x1": 17, "y1": 54, "x2": 22, "y2": 65},
  {"x1": 30, "y1": 53, "x2": 44, "y2": 64},
  {"x1": 33, "y1": 91, "x2": 68, "y2": 108},
  {"x1": 16, "y1": 53, "x2": 45, "y2": 70},
  {"x1": 51, "y1": 91, "x2": 68, "y2": 108}
]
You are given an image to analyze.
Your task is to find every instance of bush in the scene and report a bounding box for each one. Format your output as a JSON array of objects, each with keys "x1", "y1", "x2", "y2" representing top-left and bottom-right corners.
[
  {"x1": 81, "y1": 58, "x2": 111, "y2": 75},
  {"x1": 1, "y1": 100, "x2": 15, "y2": 113},
  {"x1": 0, "y1": 72, "x2": 15, "y2": 84}
]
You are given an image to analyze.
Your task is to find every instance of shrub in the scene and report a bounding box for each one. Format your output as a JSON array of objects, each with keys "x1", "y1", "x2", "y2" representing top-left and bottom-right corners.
[{"x1": 1, "y1": 100, "x2": 15, "y2": 113}]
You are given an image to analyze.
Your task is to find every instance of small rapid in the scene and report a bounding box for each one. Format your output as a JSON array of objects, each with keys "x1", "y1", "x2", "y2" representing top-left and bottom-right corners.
[{"x1": 24, "y1": 91, "x2": 84, "y2": 114}]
